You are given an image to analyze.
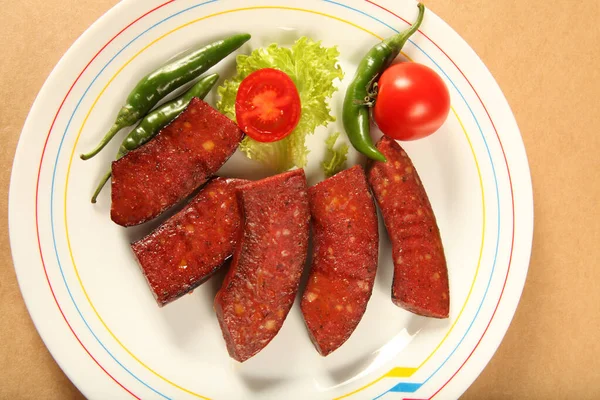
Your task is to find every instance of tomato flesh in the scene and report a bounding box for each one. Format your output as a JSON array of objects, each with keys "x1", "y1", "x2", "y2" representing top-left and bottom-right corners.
[
  {"x1": 235, "y1": 68, "x2": 301, "y2": 143},
  {"x1": 373, "y1": 63, "x2": 450, "y2": 141}
]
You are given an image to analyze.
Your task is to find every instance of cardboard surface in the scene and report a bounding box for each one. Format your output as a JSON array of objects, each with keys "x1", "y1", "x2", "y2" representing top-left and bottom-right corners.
[{"x1": 1, "y1": 0, "x2": 598, "y2": 398}]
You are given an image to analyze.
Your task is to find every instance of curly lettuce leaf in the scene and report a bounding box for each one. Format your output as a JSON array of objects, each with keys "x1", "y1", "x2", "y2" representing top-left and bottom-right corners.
[
  {"x1": 321, "y1": 132, "x2": 349, "y2": 178},
  {"x1": 217, "y1": 37, "x2": 344, "y2": 172}
]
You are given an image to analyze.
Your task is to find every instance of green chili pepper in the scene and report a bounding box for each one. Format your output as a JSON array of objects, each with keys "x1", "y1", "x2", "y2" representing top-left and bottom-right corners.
[
  {"x1": 81, "y1": 33, "x2": 251, "y2": 160},
  {"x1": 90, "y1": 73, "x2": 219, "y2": 203},
  {"x1": 342, "y1": 3, "x2": 425, "y2": 162}
]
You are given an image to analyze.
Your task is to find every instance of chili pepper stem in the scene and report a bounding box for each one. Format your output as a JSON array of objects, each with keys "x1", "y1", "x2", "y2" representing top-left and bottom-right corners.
[
  {"x1": 91, "y1": 170, "x2": 112, "y2": 203},
  {"x1": 80, "y1": 122, "x2": 125, "y2": 160},
  {"x1": 367, "y1": 82, "x2": 379, "y2": 102}
]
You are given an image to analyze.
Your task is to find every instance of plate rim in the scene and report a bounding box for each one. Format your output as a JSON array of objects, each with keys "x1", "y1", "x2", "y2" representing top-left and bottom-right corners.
[{"x1": 8, "y1": 0, "x2": 534, "y2": 398}]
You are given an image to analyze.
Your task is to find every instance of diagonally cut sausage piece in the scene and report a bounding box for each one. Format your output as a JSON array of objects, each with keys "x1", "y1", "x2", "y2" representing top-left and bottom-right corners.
[
  {"x1": 301, "y1": 165, "x2": 379, "y2": 356},
  {"x1": 366, "y1": 137, "x2": 449, "y2": 318},
  {"x1": 214, "y1": 169, "x2": 310, "y2": 362},
  {"x1": 111, "y1": 98, "x2": 244, "y2": 226},
  {"x1": 131, "y1": 178, "x2": 247, "y2": 306}
]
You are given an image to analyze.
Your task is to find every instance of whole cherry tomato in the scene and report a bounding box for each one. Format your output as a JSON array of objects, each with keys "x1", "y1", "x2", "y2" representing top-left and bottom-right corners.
[{"x1": 373, "y1": 63, "x2": 450, "y2": 141}]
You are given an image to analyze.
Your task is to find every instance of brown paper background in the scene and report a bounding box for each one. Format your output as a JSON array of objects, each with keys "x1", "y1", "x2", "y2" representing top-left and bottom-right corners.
[{"x1": 1, "y1": 0, "x2": 598, "y2": 398}]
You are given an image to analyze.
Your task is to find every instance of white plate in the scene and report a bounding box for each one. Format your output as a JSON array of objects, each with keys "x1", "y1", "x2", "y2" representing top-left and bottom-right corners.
[{"x1": 8, "y1": 0, "x2": 533, "y2": 399}]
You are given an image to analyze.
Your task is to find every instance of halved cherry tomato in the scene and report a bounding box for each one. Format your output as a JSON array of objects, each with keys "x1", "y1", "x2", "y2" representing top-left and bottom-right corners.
[
  {"x1": 373, "y1": 62, "x2": 450, "y2": 141},
  {"x1": 235, "y1": 68, "x2": 301, "y2": 142}
]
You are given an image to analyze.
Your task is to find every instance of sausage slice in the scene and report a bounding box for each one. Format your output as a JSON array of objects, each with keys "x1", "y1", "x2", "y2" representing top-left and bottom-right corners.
[
  {"x1": 111, "y1": 98, "x2": 244, "y2": 226},
  {"x1": 131, "y1": 178, "x2": 246, "y2": 306},
  {"x1": 301, "y1": 166, "x2": 379, "y2": 356},
  {"x1": 367, "y1": 137, "x2": 449, "y2": 318},
  {"x1": 214, "y1": 169, "x2": 310, "y2": 362}
]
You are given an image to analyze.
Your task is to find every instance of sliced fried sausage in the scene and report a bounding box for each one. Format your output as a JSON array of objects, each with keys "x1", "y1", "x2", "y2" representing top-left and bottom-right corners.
[
  {"x1": 131, "y1": 178, "x2": 246, "y2": 306},
  {"x1": 301, "y1": 166, "x2": 379, "y2": 356},
  {"x1": 214, "y1": 169, "x2": 310, "y2": 362},
  {"x1": 367, "y1": 137, "x2": 449, "y2": 318},
  {"x1": 111, "y1": 98, "x2": 243, "y2": 226}
]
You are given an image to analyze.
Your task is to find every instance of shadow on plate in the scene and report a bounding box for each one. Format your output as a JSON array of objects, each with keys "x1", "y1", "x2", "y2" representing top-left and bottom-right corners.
[
  {"x1": 156, "y1": 295, "x2": 204, "y2": 349},
  {"x1": 238, "y1": 373, "x2": 287, "y2": 393},
  {"x1": 375, "y1": 214, "x2": 394, "y2": 293},
  {"x1": 326, "y1": 350, "x2": 378, "y2": 385}
]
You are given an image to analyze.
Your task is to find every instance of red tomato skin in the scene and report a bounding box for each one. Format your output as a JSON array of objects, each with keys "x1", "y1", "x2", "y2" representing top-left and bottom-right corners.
[
  {"x1": 235, "y1": 68, "x2": 301, "y2": 143},
  {"x1": 373, "y1": 63, "x2": 450, "y2": 141}
]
